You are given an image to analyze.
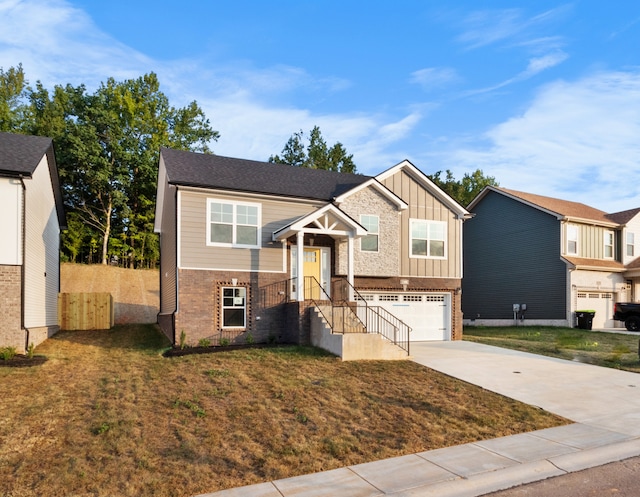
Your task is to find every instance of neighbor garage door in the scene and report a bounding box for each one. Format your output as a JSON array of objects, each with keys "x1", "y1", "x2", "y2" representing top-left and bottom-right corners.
[
  {"x1": 358, "y1": 292, "x2": 450, "y2": 341},
  {"x1": 576, "y1": 292, "x2": 616, "y2": 329}
]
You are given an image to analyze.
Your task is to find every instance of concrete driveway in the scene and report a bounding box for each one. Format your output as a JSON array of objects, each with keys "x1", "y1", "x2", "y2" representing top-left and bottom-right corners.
[{"x1": 198, "y1": 340, "x2": 640, "y2": 497}]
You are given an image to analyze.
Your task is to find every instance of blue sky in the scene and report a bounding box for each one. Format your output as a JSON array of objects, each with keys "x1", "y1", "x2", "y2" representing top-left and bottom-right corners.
[{"x1": 1, "y1": 0, "x2": 640, "y2": 212}]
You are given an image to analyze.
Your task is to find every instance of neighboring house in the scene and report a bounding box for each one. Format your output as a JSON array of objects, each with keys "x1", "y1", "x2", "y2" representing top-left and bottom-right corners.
[
  {"x1": 154, "y1": 148, "x2": 470, "y2": 357},
  {"x1": 0, "y1": 132, "x2": 66, "y2": 353},
  {"x1": 463, "y1": 187, "x2": 640, "y2": 329}
]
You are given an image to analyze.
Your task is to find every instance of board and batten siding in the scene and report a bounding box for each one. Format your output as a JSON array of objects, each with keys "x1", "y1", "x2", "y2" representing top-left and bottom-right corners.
[
  {"x1": 564, "y1": 222, "x2": 618, "y2": 260},
  {"x1": 179, "y1": 189, "x2": 318, "y2": 272},
  {"x1": 0, "y1": 177, "x2": 23, "y2": 265},
  {"x1": 23, "y1": 154, "x2": 61, "y2": 328},
  {"x1": 463, "y1": 191, "x2": 567, "y2": 320},
  {"x1": 379, "y1": 169, "x2": 462, "y2": 278}
]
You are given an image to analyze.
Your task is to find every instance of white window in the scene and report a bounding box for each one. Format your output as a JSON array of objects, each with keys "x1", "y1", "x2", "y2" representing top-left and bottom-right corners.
[
  {"x1": 410, "y1": 219, "x2": 446, "y2": 258},
  {"x1": 207, "y1": 200, "x2": 261, "y2": 248},
  {"x1": 604, "y1": 231, "x2": 614, "y2": 259},
  {"x1": 360, "y1": 215, "x2": 379, "y2": 252},
  {"x1": 566, "y1": 224, "x2": 578, "y2": 255},
  {"x1": 222, "y1": 287, "x2": 246, "y2": 328},
  {"x1": 627, "y1": 232, "x2": 635, "y2": 257}
]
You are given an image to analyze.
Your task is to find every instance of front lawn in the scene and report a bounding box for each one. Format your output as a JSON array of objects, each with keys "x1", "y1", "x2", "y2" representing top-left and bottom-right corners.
[
  {"x1": 1, "y1": 325, "x2": 567, "y2": 497},
  {"x1": 464, "y1": 326, "x2": 640, "y2": 373}
]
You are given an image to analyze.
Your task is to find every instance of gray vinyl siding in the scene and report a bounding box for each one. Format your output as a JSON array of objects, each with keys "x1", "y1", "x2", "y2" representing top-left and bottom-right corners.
[
  {"x1": 463, "y1": 191, "x2": 566, "y2": 320},
  {"x1": 380, "y1": 169, "x2": 462, "y2": 278},
  {"x1": 179, "y1": 190, "x2": 318, "y2": 271},
  {"x1": 23, "y1": 154, "x2": 60, "y2": 328},
  {"x1": 159, "y1": 176, "x2": 177, "y2": 314}
]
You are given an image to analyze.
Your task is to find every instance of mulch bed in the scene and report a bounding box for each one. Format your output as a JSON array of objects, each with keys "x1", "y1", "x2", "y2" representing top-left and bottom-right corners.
[
  {"x1": 0, "y1": 355, "x2": 48, "y2": 368},
  {"x1": 163, "y1": 343, "x2": 280, "y2": 358}
]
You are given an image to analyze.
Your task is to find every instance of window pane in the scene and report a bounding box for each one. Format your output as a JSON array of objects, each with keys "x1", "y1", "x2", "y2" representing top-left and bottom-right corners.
[
  {"x1": 211, "y1": 203, "x2": 233, "y2": 223},
  {"x1": 223, "y1": 309, "x2": 245, "y2": 327},
  {"x1": 361, "y1": 215, "x2": 378, "y2": 233},
  {"x1": 211, "y1": 224, "x2": 233, "y2": 243},
  {"x1": 429, "y1": 223, "x2": 445, "y2": 240},
  {"x1": 412, "y1": 239, "x2": 427, "y2": 256},
  {"x1": 568, "y1": 240, "x2": 577, "y2": 254},
  {"x1": 361, "y1": 234, "x2": 378, "y2": 252},
  {"x1": 237, "y1": 205, "x2": 258, "y2": 226},
  {"x1": 430, "y1": 240, "x2": 445, "y2": 257},
  {"x1": 237, "y1": 225, "x2": 258, "y2": 245},
  {"x1": 412, "y1": 222, "x2": 427, "y2": 239}
]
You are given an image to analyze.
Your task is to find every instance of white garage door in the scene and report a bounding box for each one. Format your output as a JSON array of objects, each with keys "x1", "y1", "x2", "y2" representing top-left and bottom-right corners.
[
  {"x1": 576, "y1": 292, "x2": 616, "y2": 329},
  {"x1": 358, "y1": 293, "x2": 450, "y2": 341}
]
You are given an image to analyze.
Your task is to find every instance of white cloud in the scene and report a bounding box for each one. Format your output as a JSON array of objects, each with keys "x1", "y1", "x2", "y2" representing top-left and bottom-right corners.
[
  {"x1": 451, "y1": 71, "x2": 640, "y2": 212},
  {"x1": 455, "y1": 5, "x2": 571, "y2": 51},
  {"x1": 410, "y1": 67, "x2": 460, "y2": 91}
]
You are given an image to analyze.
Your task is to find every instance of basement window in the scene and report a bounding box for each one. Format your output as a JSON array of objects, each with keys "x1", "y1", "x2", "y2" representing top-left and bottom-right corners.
[{"x1": 222, "y1": 287, "x2": 246, "y2": 328}]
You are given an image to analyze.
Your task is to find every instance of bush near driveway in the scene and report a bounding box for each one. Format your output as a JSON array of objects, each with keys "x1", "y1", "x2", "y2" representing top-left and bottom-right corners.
[
  {"x1": 464, "y1": 326, "x2": 640, "y2": 373},
  {"x1": 0, "y1": 325, "x2": 567, "y2": 497}
]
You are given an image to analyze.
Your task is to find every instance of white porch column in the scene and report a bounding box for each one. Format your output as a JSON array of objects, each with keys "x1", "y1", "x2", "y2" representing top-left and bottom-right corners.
[
  {"x1": 296, "y1": 230, "x2": 305, "y2": 301},
  {"x1": 347, "y1": 232, "x2": 355, "y2": 301}
]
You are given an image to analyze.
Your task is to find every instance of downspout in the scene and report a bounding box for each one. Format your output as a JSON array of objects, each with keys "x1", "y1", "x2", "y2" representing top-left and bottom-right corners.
[{"x1": 20, "y1": 177, "x2": 28, "y2": 352}]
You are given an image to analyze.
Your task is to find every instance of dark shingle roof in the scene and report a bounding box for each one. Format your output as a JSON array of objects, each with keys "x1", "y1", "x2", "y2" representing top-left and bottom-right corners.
[
  {"x1": 0, "y1": 131, "x2": 66, "y2": 228},
  {"x1": 0, "y1": 132, "x2": 53, "y2": 177},
  {"x1": 160, "y1": 148, "x2": 371, "y2": 201}
]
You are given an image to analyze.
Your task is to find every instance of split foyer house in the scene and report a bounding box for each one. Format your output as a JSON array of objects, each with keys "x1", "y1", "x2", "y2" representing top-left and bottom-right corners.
[
  {"x1": 463, "y1": 187, "x2": 640, "y2": 329},
  {"x1": 154, "y1": 148, "x2": 471, "y2": 357},
  {"x1": 0, "y1": 132, "x2": 66, "y2": 353}
]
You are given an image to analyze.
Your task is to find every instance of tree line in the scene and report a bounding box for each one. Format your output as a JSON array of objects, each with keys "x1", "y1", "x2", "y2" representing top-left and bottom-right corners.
[
  {"x1": 1, "y1": 65, "x2": 217, "y2": 268},
  {"x1": 1, "y1": 64, "x2": 497, "y2": 268}
]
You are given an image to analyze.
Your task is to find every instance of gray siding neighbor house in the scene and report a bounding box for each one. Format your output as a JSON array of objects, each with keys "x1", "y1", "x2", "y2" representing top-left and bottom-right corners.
[
  {"x1": 0, "y1": 132, "x2": 66, "y2": 353},
  {"x1": 463, "y1": 187, "x2": 640, "y2": 329},
  {"x1": 154, "y1": 148, "x2": 471, "y2": 359}
]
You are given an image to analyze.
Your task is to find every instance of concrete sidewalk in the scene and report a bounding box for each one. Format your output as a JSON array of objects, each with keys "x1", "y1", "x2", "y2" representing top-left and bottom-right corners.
[{"x1": 197, "y1": 341, "x2": 640, "y2": 497}]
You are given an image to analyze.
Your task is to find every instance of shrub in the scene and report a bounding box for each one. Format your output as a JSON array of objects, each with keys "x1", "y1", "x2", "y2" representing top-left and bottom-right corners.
[
  {"x1": 0, "y1": 347, "x2": 16, "y2": 361},
  {"x1": 198, "y1": 338, "x2": 211, "y2": 347}
]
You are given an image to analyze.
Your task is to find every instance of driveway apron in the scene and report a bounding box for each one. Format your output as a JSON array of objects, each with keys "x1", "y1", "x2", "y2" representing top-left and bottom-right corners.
[{"x1": 410, "y1": 341, "x2": 640, "y2": 436}]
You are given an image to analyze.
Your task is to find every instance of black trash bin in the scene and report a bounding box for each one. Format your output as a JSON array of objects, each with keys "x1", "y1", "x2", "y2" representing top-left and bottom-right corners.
[{"x1": 576, "y1": 310, "x2": 595, "y2": 330}]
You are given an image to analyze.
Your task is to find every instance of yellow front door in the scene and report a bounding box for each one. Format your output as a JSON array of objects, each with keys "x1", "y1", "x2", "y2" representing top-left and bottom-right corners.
[{"x1": 303, "y1": 248, "x2": 322, "y2": 300}]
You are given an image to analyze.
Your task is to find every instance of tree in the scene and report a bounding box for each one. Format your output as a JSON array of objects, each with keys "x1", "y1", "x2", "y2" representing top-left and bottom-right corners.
[
  {"x1": 24, "y1": 71, "x2": 218, "y2": 266},
  {"x1": 428, "y1": 169, "x2": 499, "y2": 207},
  {"x1": 0, "y1": 64, "x2": 28, "y2": 132},
  {"x1": 269, "y1": 126, "x2": 357, "y2": 173}
]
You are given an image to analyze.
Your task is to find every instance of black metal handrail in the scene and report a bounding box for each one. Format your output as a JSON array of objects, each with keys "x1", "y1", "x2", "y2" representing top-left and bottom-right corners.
[
  {"x1": 331, "y1": 278, "x2": 410, "y2": 355},
  {"x1": 304, "y1": 276, "x2": 366, "y2": 333}
]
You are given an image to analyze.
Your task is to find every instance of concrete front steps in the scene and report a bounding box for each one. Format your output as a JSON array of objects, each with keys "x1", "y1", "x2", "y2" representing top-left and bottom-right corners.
[{"x1": 309, "y1": 306, "x2": 408, "y2": 361}]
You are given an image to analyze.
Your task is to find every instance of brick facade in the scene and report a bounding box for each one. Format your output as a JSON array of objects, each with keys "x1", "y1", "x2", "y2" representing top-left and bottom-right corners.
[
  {"x1": 175, "y1": 268, "x2": 296, "y2": 346},
  {"x1": 0, "y1": 265, "x2": 24, "y2": 352}
]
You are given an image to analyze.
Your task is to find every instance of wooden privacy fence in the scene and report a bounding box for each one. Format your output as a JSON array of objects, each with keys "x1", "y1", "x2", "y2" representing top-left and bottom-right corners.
[{"x1": 58, "y1": 293, "x2": 115, "y2": 330}]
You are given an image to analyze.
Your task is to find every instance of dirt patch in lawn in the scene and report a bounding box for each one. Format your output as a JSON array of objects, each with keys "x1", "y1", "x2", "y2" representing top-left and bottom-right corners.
[
  {"x1": 0, "y1": 325, "x2": 569, "y2": 497},
  {"x1": 60, "y1": 263, "x2": 159, "y2": 324}
]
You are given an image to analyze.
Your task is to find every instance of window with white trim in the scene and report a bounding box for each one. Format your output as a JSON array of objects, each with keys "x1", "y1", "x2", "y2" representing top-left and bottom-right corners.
[
  {"x1": 222, "y1": 287, "x2": 246, "y2": 328},
  {"x1": 410, "y1": 219, "x2": 446, "y2": 258},
  {"x1": 207, "y1": 199, "x2": 261, "y2": 248},
  {"x1": 604, "y1": 230, "x2": 614, "y2": 259},
  {"x1": 627, "y1": 232, "x2": 635, "y2": 257},
  {"x1": 360, "y1": 215, "x2": 379, "y2": 252},
  {"x1": 566, "y1": 224, "x2": 578, "y2": 255}
]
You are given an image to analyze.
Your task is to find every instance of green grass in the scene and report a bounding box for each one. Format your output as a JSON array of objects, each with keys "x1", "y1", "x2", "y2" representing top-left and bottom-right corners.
[{"x1": 464, "y1": 326, "x2": 640, "y2": 372}]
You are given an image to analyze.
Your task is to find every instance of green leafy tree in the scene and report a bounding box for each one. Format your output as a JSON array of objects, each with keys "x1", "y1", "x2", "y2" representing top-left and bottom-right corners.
[
  {"x1": 428, "y1": 169, "x2": 499, "y2": 207},
  {"x1": 269, "y1": 125, "x2": 357, "y2": 173},
  {"x1": 0, "y1": 64, "x2": 28, "y2": 132},
  {"x1": 24, "y1": 71, "x2": 218, "y2": 266}
]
